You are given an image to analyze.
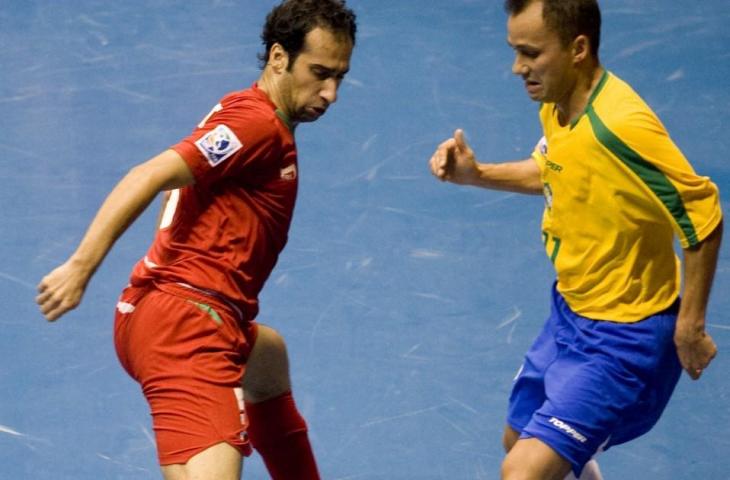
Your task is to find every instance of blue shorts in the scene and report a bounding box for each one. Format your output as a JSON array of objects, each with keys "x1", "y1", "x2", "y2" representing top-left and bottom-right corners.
[{"x1": 507, "y1": 285, "x2": 682, "y2": 477}]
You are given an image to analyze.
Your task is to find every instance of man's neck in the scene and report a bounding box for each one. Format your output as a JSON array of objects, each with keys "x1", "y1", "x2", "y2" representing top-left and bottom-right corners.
[
  {"x1": 557, "y1": 63, "x2": 604, "y2": 126},
  {"x1": 257, "y1": 70, "x2": 288, "y2": 118}
]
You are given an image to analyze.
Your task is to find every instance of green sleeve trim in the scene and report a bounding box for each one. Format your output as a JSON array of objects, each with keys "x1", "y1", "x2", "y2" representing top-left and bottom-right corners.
[{"x1": 586, "y1": 107, "x2": 698, "y2": 246}]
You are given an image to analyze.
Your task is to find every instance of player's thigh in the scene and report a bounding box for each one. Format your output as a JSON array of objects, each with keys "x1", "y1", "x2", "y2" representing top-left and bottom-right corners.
[
  {"x1": 501, "y1": 437, "x2": 571, "y2": 480},
  {"x1": 243, "y1": 323, "x2": 291, "y2": 402},
  {"x1": 161, "y1": 442, "x2": 242, "y2": 480}
]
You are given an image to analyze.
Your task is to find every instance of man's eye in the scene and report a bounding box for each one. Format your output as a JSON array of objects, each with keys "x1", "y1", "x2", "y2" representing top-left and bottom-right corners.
[{"x1": 313, "y1": 69, "x2": 329, "y2": 79}]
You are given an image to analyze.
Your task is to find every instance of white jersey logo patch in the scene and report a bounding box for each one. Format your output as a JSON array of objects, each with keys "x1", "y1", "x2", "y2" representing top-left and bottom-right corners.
[{"x1": 195, "y1": 124, "x2": 243, "y2": 167}]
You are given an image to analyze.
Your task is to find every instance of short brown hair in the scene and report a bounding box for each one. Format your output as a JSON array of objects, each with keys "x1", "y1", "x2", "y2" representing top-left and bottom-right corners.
[
  {"x1": 504, "y1": 0, "x2": 601, "y2": 56},
  {"x1": 258, "y1": 0, "x2": 357, "y2": 69}
]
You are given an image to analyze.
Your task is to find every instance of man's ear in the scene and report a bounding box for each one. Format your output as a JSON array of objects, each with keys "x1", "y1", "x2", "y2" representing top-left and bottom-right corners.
[
  {"x1": 269, "y1": 43, "x2": 290, "y2": 73},
  {"x1": 572, "y1": 34, "x2": 590, "y2": 64}
]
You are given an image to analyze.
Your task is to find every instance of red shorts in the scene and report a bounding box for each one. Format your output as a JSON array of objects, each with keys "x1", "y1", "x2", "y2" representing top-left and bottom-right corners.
[{"x1": 113, "y1": 282, "x2": 257, "y2": 465}]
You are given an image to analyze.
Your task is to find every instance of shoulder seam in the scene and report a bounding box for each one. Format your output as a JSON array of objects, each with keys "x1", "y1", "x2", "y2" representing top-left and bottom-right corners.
[{"x1": 586, "y1": 106, "x2": 698, "y2": 246}]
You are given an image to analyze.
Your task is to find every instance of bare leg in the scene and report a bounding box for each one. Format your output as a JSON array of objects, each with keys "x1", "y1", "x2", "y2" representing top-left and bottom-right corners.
[
  {"x1": 502, "y1": 425, "x2": 602, "y2": 480},
  {"x1": 502, "y1": 424, "x2": 521, "y2": 453},
  {"x1": 243, "y1": 324, "x2": 292, "y2": 402},
  {"x1": 161, "y1": 441, "x2": 242, "y2": 480},
  {"x1": 501, "y1": 425, "x2": 572, "y2": 480},
  {"x1": 242, "y1": 324, "x2": 320, "y2": 480},
  {"x1": 565, "y1": 459, "x2": 603, "y2": 480}
]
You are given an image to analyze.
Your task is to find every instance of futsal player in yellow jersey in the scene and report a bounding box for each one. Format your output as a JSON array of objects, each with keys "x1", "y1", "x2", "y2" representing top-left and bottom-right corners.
[
  {"x1": 536, "y1": 69, "x2": 722, "y2": 322},
  {"x1": 429, "y1": 1, "x2": 723, "y2": 479}
]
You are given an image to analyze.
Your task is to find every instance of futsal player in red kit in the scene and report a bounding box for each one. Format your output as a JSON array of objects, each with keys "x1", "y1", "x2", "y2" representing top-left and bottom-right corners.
[{"x1": 36, "y1": 1, "x2": 356, "y2": 479}]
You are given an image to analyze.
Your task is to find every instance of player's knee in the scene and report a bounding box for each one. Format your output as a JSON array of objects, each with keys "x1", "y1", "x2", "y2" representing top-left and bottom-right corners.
[
  {"x1": 243, "y1": 325, "x2": 291, "y2": 402},
  {"x1": 501, "y1": 455, "x2": 545, "y2": 480},
  {"x1": 252, "y1": 325, "x2": 289, "y2": 366},
  {"x1": 501, "y1": 453, "x2": 524, "y2": 480},
  {"x1": 501, "y1": 443, "x2": 570, "y2": 480}
]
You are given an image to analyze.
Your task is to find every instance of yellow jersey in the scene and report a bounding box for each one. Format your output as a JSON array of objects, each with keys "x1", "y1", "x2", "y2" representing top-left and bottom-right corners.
[{"x1": 532, "y1": 71, "x2": 722, "y2": 322}]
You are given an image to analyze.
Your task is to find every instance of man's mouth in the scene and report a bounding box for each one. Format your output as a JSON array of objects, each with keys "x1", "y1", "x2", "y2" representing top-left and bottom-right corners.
[{"x1": 525, "y1": 79, "x2": 541, "y2": 94}]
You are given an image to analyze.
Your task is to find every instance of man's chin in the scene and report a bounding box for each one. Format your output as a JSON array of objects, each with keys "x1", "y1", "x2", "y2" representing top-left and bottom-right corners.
[
  {"x1": 293, "y1": 112, "x2": 322, "y2": 124},
  {"x1": 307, "y1": 106, "x2": 329, "y2": 121},
  {"x1": 524, "y1": 84, "x2": 544, "y2": 101}
]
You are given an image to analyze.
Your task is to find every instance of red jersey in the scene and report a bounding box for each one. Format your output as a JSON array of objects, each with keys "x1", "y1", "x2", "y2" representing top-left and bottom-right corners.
[{"x1": 129, "y1": 84, "x2": 298, "y2": 320}]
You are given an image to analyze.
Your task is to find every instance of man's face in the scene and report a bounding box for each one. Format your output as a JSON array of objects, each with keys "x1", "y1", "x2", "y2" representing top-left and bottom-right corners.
[
  {"x1": 507, "y1": 1, "x2": 575, "y2": 104},
  {"x1": 280, "y1": 27, "x2": 353, "y2": 123}
]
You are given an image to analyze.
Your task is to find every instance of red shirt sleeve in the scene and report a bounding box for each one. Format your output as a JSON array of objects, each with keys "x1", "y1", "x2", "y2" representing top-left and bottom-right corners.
[{"x1": 172, "y1": 91, "x2": 282, "y2": 186}]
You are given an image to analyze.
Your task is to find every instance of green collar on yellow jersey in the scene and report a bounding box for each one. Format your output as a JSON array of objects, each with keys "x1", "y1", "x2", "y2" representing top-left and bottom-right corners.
[{"x1": 570, "y1": 69, "x2": 609, "y2": 130}]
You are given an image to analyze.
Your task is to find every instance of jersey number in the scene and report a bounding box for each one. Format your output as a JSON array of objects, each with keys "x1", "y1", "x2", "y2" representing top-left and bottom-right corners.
[
  {"x1": 198, "y1": 103, "x2": 223, "y2": 128},
  {"x1": 542, "y1": 231, "x2": 561, "y2": 263},
  {"x1": 159, "y1": 189, "x2": 180, "y2": 230}
]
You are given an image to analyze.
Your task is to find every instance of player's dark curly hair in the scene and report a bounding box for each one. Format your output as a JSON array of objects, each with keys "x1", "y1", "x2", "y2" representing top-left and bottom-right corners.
[
  {"x1": 504, "y1": 0, "x2": 601, "y2": 57},
  {"x1": 258, "y1": 0, "x2": 357, "y2": 70}
]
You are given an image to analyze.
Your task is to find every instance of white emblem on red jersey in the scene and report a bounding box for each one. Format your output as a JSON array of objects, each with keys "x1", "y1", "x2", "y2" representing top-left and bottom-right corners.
[
  {"x1": 195, "y1": 124, "x2": 243, "y2": 167},
  {"x1": 116, "y1": 301, "x2": 136, "y2": 314},
  {"x1": 280, "y1": 164, "x2": 297, "y2": 180}
]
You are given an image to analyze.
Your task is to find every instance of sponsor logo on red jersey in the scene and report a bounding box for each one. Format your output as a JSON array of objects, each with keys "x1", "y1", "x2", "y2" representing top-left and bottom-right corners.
[{"x1": 195, "y1": 124, "x2": 243, "y2": 166}]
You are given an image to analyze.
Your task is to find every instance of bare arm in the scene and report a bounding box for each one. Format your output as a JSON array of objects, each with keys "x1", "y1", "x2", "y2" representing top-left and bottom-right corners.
[
  {"x1": 36, "y1": 149, "x2": 194, "y2": 321},
  {"x1": 429, "y1": 129, "x2": 543, "y2": 194},
  {"x1": 675, "y1": 220, "x2": 723, "y2": 379}
]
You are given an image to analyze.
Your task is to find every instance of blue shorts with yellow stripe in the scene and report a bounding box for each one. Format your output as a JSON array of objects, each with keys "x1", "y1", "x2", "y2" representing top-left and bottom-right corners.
[{"x1": 507, "y1": 284, "x2": 682, "y2": 477}]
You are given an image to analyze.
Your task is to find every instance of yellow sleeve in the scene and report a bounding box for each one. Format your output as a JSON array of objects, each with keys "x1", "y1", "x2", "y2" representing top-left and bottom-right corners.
[{"x1": 613, "y1": 107, "x2": 723, "y2": 247}]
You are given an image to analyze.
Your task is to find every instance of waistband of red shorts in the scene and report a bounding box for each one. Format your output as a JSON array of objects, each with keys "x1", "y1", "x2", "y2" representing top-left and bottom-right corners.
[{"x1": 122, "y1": 281, "x2": 248, "y2": 325}]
